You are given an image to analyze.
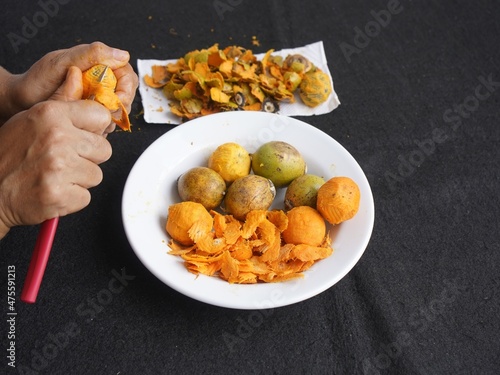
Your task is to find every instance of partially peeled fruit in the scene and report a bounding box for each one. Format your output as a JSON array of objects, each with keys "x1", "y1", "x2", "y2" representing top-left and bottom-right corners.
[
  {"x1": 82, "y1": 64, "x2": 131, "y2": 132},
  {"x1": 166, "y1": 201, "x2": 213, "y2": 246},
  {"x1": 299, "y1": 70, "x2": 332, "y2": 108}
]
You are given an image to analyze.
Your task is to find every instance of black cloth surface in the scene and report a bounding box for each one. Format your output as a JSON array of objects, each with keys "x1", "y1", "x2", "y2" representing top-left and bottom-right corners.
[{"x1": 1, "y1": 1, "x2": 499, "y2": 374}]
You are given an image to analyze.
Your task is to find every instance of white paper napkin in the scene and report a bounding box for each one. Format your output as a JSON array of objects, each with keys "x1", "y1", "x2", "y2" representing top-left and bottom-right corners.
[{"x1": 137, "y1": 41, "x2": 340, "y2": 124}]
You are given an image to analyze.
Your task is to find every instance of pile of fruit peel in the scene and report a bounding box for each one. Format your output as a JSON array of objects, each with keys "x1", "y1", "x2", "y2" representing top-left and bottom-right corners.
[
  {"x1": 167, "y1": 206, "x2": 332, "y2": 284},
  {"x1": 143, "y1": 43, "x2": 332, "y2": 120}
]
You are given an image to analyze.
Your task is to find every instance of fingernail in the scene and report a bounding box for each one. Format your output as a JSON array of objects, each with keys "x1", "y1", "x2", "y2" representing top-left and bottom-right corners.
[{"x1": 113, "y1": 48, "x2": 129, "y2": 61}]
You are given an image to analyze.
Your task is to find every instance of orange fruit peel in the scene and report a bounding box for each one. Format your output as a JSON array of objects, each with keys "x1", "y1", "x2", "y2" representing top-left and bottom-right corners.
[
  {"x1": 144, "y1": 44, "x2": 332, "y2": 120},
  {"x1": 166, "y1": 206, "x2": 333, "y2": 284}
]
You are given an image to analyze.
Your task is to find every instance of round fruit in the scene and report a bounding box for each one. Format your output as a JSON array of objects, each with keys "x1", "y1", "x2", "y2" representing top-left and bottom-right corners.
[
  {"x1": 251, "y1": 141, "x2": 306, "y2": 188},
  {"x1": 177, "y1": 167, "x2": 226, "y2": 210},
  {"x1": 224, "y1": 174, "x2": 276, "y2": 220},
  {"x1": 299, "y1": 70, "x2": 332, "y2": 107},
  {"x1": 282, "y1": 206, "x2": 326, "y2": 246},
  {"x1": 316, "y1": 177, "x2": 360, "y2": 225},
  {"x1": 284, "y1": 174, "x2": 325, "y2": 211},
  {"x1": 208, "y1": 142, "x2": 251, "y2": 184},
  {"x1": 166, "y1": 201, "x2": 213, "y2": 246}
]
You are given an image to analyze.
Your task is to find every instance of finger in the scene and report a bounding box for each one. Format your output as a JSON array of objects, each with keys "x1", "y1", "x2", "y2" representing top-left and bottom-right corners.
[
  {"x1": 28, "y1": 42, "x2": 130, "y2": 95},
  {"x1": 68, "y1": 100, "x2": 112, "y2": 135},
  {"x1": 103, "y1": 122, "x2": 117, "y2": 136},
  {"x1": 74, "y1": 131, "x2": 112, "y2": 164},
  {"x1": 52, "y1": 42, "x2": 130, "y2": 74},
  {"x1": 20, "y1": 43, "x2": 129, "y2": 106},
  {"x1": 57, "y1": 185, "x2": 92, "y2": 218},
  {"x1": 50, "y1": 66, "x2": 83, "y2": 102},
  {"x1": 31, "y1": 188, "x2": 91, "y2": 223},
  {"x1": 46, "y1": 149, "x2": 104, "y2": 191},
  {"x1": 68, "y1": 157, "x2": 104, "y2": 189},
  {"x1": 113, "y1": 64, "x2": 139, "y2": 113},
  {"x1": 31, "y1": 166, "x2": 93, "y2": 221}
]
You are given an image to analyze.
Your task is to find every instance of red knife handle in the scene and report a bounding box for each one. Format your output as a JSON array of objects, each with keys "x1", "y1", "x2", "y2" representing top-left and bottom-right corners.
[{"x1": 21, "y1": 217, "x2": 59, "y2": 303}]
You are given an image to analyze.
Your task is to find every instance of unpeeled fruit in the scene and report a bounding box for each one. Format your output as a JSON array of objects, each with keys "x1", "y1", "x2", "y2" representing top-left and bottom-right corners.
[
  {"x1": 284, "y1": 174, "x2": 325, "y2": 210},
  {"x1": 177, "y1": 167, "x2": 226, "y2": 210},
  {"x1": 208, "y1": 142, "x2": 251, "y2": 184},
  {"x1": 251, "y1": 141, "x2": 306, "y2": 188},
  {"x1": 224, "y1": 174, "x2": 276, "y2": 220}
]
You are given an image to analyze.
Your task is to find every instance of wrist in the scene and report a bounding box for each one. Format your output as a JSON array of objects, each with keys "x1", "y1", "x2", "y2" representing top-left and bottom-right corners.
[
  {"x1": 0, "y1": 198, "x2": 12, "y2": 240},
  {"x1": 0, "y1": 216, "x2": 10, "y2": 240}
]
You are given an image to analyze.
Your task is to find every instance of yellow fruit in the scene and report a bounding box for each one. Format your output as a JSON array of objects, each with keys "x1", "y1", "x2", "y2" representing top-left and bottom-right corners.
[
  {"x1": 299, "y1": 70, "x2": 332, "y2": 107},
  {"x1": 208, "y1": 142, "x2": 251, "y2": 184}
]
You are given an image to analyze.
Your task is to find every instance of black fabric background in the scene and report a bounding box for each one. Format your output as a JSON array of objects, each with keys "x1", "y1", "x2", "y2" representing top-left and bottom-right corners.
[{"x1": 1, "y1": 1, "x2": 499, "y2": 374}]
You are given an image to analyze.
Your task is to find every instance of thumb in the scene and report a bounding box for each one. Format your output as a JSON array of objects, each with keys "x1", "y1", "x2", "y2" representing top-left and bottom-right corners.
[{"x1": 50, "y1": 66, "x2": 83, "y2": 102}]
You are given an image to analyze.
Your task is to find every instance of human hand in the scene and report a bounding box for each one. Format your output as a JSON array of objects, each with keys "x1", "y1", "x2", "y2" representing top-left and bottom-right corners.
[
  {"x1": 0, "y1": 68, "x2": 113, "y2": 238},
  {"x1": 5, "y1": 41, "x2": 138, "y2": 120}
]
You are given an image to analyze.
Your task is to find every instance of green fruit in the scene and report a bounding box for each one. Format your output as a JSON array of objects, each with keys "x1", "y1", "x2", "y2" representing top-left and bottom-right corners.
[
  {"x1": 224, "y1": 175, "x2": 276, "y2": 220},
  {"x1": 284, "y1": 174, "x2": 326, "y2": 211},
  {"x1": 251, "y1": 141, "x2": 306, "y2": 188},
  {"x1": 177, "y1": 167, "x2": 226, "y2": 210}
]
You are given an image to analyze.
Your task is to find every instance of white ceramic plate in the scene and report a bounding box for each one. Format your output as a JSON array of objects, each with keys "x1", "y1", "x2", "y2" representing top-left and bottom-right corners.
[{"x1": 122, "y1": 111, "x2": 374, "y2": 310}]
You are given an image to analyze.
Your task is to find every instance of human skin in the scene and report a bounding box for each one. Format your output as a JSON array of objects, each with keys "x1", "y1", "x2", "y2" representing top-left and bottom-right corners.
[
  {"x1": 0, "y1": 42, "x2": 137, "y2": 124},
  {"x1": 0, "y1": 42, "x2": 139, "y2": 239}
]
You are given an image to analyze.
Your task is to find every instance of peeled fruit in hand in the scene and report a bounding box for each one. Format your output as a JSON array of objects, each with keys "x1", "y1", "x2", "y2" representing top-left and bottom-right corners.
[
  {"x1": 177, "y1": 167, "x2": 226, "y2": 210},
  {"x1": 284, "y1": 174, "x2": 325, "y2": 211},
  {"x1": 316, "y1": 177, "x2": 360, "y2": 225},
  {"x1": 282, "y1": 206, "x2": 326, "y2": 247},
  {"x1": 82, "y1": 64, "x2": 131, "y2": 131},
  {"x1": 251, "y1": 141, "x2": 306, "y2": 188},
  {"x1": 224, "y1": 175, "x2": 276, "y2": 220},
  {"x1": 208, "y1": 142, "x2": 251, "y2": 184},
  {"x1": 166, "y1": 201, "x2": 213, "y2": 246}
]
